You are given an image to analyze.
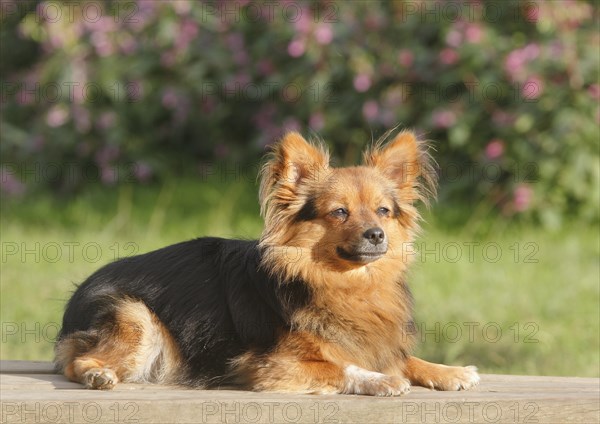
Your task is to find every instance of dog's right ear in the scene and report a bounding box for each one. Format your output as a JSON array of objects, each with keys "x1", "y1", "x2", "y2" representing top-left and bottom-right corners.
[{"x1": 259, "y1": 132, "x2": 329, "y2": 218}]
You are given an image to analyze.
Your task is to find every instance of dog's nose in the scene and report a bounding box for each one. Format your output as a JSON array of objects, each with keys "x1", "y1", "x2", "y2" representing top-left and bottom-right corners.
[{"x1": 363, "y1": 227, "x2": 385, "y2": 245}]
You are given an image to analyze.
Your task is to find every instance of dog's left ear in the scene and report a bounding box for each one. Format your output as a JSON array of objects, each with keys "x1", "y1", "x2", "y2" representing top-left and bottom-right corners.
[{"x1": 364, "y1": 130, "x2": 437, "y2": 204}]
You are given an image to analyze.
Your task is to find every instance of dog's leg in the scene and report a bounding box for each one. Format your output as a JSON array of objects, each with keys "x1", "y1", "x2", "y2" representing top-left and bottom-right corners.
[
  {"x1": 57, "y1": 332, "x2": 127, "y2": 390},
  {"x1": 72, "y1": 357, "x2": 119, "y2": 390},
  {"x1": 232, "y1": 352, "x2": 410, "y2": 396},
  {"x1": 340, "y1": 364, "x2": 411, "y2": 396},
  {"x1": 403, "y1": 356, "x2": 480, "y2": 391},
  {"x1": 230, "y1": 333, "x2": 410, "y2": 396},
  {"x1": 56, "y1": 300, "x2": 181, "y2": 389}
]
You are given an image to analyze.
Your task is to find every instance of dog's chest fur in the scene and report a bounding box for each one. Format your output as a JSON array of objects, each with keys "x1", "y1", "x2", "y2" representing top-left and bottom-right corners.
[{"x1": 290, "y1": 277, "x2": 415, "y2": 371}]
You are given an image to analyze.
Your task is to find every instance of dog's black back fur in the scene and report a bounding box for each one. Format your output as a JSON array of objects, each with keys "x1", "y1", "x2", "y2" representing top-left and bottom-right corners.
[{"x1": 58, "y1": 238, "x2": 310, "y2": 385}]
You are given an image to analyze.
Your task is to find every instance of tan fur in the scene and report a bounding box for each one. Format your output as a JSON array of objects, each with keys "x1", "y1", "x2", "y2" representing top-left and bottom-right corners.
[{"x1": 55, "y1": 299, "x2": 182, "y2": 389}]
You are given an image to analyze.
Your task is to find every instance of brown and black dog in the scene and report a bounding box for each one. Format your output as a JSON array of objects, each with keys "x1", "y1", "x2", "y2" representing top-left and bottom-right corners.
[{"x1": 55, "y1": 130, "x2": 479, "y2": 395}]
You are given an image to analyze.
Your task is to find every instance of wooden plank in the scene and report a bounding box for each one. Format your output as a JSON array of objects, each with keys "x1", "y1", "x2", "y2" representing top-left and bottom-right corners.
[
  {"x1": 0, "y1": 361, "x2": 598, "y2": 424},
  {"x1": 0, "y1": 361, "x2": 55, "y2": 375}
]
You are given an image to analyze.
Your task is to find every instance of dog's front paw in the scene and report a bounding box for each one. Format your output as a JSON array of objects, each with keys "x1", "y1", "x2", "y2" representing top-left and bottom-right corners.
[
  {"x1": 83, "y1": 367, "x2": 118, "y2": 390},
  {"x1": 426, "y1": 365, "x2": 480, "y2": 391},
  {"x1": 343, "y1": 365, "x2": 410, "y2": 396}
]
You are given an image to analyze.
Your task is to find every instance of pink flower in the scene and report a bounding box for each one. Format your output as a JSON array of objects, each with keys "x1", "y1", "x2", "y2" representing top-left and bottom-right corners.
[
  {"x1": 233, "y1": 72, "x2": 251, "y2": 86},
  {"x1": 505, "y1": 49, "x2": 526, "y2": 78},
  {"x1": 176, "y1": 19, "x2": 199, "y2": 50},
  {"x1": 101, "y1": 166, "x2": 118, "y2": 185},
  {"x1": 76, "y1": 141, "x2": 92, "y2": 157},
  {"x1": 293, "y1": 8, "x2": 312, "y2": 34},
  {"x1": 226, "y1": 33, "x2": 244, "y2": 51},
  {"x1": 97, "y1": 111, "x2": 116, "y2": 130},
  {"x1": 29, "y1": 135, "x2": 45, "y2": 152},
  {"x1": 214, "y1": 144, "x2": 230, "y2": 159},
  {"x1": 90, "y1": 32, "x2": 114, "y2": 57},
  {"x1": 549, "y1": 40, "x2": 563, "y2": 57},
  {"x1": 160, "y1": 50, "x2": 177, "y2": 68},
  {"x1": 309, "y1": 112, "x2": 325, "y2": 131},
  {"x1": 439, "y1": 48, "x2": 459, "y2": 65},
  {"x1": 380, "y1": 63, "x2": 393, "y2": 77},
  {"x1": 287, "y1": 38, "x2": 306, "y2": 57},
  {"x1": 505, "y1": 44, "x2": 539, "y2": 82},
  {"x1": 253, "y1": 104, "x2": 276, "y2": 130},
  {"x1": 73, "y1": 106, "x2": 91, "y2": 133},
  {"x1": 524, "y1": 3, "x2": 539, "y2": 22},
  {"x1": 201, "y1": 97, "x2": 217, "y2": 114},
  {"x1": 172, "y1": 0, "x2": 191, "y2": 15},
  {"x1": 446, "y1": 30, "x2": 462, "y2": 48},
  {"x1": 83, "y1": 16, "x2": 117, "y2": 33},
  {"x1": 314, "y1": 24, "x2": 334, "y2": 45},
  {"x1": 398, "y1": 49, "x2": 414, "y2": 68},
  {"x1": 588, "y1": 84, "x2": 600, "y2": 100},
  {"x1": 523, "y1": 43, "x2": 540, "y2": 60},
  {"x1": 0, "y1": 166, "x2": 26, "y2": 196},
  {"x1": 380, "y1": 109, "x2": 396, "y2": 127},
  {"x1": 234, "y1": 50, "x2": 249, "y2": 65},
  {"x1": 95, "y1": 145, "x2": 120, "y2": 165},
  {"x1": 365, "y1": 13, "x2": 385, "y2": 30},
  {"x1": 513, "y1": 184, "x2": 533, "y2": 212},
  {"x1": 492, "y1": 110, "x2": 514, "y2": 126},
  {"x1": 134, "y1": 162, "x2": 153, "y2": 182},
  {"x1": 353, "y1": 74, "x2": 372, "y2": 92},
  {"x1": 432, "y1": 110, "x2": 456, "y2": 128},
  {"x1": 162, "y1": 89, "x2": 178, "y2": 109},
  {"x1": 384, "y1": 87, "x2": 404, "y2": 108},
  {"x1": 522, "y1": 75, "x2": 544, "y2": 100},
  {"x1": 17, "y1": 86, "x2": 35, "y2": 106},
  {"x1": 119, "y1": 35, "x2": 138, "y2": 55},
  {"x1": 129, "y1": 1, "x2": 157, "y2": 32},
  {"x1": 465, "y1": 24, "x2": 483, "y2": 44},
  {"x1": 257, "y1": 59, "x2": 274, "y2": 76},
  {"x1": 485, "y1": 139, "x2": 504, "y2": 160},
  {"x1": 46, "y1": 105, "x2": 69, "y2": 127},
  {"x1": 362, "y1": 100, "x2": 379, "y2": 121},
  {"x1": 283, "y1": 117, "x2": 301, "y2": 132}
]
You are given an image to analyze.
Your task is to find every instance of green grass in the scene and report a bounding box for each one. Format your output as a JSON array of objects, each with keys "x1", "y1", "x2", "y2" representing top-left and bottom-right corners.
[{"x1": 1, "y1": 179, "x2": 598, "y2": 377}]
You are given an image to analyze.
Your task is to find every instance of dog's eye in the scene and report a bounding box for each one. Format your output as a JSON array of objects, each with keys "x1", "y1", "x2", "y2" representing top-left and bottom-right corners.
[
  {"x1": 377, "y1": 207, "x2": 391, "y2": 216},
  {"x1": 331, "y1": 208, "x2": 349, "y2": 218}
]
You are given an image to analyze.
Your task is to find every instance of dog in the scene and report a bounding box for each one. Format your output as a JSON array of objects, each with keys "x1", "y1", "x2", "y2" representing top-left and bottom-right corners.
[{"x1": 55, "y1": 130, "x2": 480, "y2": 395}]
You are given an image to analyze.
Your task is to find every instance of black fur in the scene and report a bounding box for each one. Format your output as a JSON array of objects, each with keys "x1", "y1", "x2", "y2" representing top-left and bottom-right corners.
[
  {"x1": 294, "y1": 197, "x2": 318, "y2": 222},
  {"x1": 58, "y1": 238, "x2": 311, "y2": 386}
]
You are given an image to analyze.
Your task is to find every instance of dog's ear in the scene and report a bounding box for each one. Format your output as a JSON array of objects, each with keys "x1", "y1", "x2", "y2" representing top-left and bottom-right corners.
[
  {"x1": 364, "y1": 130, "x2": 437, "y2": 205},
  {"x1": 259, "y1": 132, "x2": 329, "y2": 217}
]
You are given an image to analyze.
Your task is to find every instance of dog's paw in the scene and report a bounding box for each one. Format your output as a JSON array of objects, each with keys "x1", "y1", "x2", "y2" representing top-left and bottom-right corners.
[
  {"x1": 83, "y1": 368, "x2": 118, "y2": 390},
  {"x1": 343, "y1": 365, "x2": 411, "y2": 396},
  {"x1": 425, "y1": 365, "x2": 480, "y2": 391},
  {"x1": 369, "y1": 374, "x2": 411, "y2": 397}
]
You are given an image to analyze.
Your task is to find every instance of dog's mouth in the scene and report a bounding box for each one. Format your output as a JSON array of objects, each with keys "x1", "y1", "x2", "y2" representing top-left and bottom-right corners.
[{"x1": 336, "y1": 246, "x2": 387, "y2": 263}]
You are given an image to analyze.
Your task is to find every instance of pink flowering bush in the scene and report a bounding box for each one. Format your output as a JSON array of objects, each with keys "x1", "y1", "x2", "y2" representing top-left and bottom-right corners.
[{"x1": 1, "y1": 1, "x2": 598, "y2": 226}]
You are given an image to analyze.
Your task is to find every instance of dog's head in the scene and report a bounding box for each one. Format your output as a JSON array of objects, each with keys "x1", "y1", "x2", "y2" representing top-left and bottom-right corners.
[{"x1": 259, "y1": 130, "x2": 436, "y2": 278}]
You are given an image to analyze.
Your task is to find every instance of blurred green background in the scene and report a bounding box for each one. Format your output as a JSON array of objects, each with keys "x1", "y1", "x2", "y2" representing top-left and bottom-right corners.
[{"x1": 1, "y1": 1, "x2": 598, "y2": 377}]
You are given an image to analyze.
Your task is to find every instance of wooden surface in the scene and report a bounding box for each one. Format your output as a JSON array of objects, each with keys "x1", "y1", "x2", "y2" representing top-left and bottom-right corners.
[{"x1": 1, "y1": 361, "x2": 598, "y2": 423}]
